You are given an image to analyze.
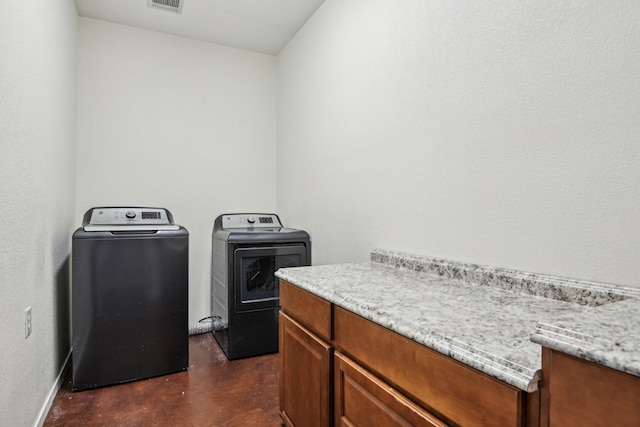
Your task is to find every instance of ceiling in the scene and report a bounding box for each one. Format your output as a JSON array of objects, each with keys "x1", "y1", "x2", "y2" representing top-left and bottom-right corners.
[{"x1": 74, "y1": 0, "x2": 326, "y2": 55}]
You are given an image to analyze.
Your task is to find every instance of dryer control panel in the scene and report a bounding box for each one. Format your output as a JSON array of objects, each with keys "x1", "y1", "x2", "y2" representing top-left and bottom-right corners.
[{"x1": 221, "y1": 214, "x2": 282, "y2": 229}]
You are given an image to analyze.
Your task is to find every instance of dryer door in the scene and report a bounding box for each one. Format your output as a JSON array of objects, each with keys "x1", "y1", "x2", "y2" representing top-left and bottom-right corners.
[{"x1": 233, "y1": 245, "x2": 307, "y2": 311}]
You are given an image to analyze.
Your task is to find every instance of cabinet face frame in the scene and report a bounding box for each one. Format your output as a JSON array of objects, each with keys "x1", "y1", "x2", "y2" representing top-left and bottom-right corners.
[{"x1": 279, "y1": 312, "x2": 332, "y2": 427}]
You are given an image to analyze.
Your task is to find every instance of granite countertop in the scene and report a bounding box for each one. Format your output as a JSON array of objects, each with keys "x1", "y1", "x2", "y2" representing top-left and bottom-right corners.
[{"x1": 275, "y1": 249, "x2": 640, "y2": 392}]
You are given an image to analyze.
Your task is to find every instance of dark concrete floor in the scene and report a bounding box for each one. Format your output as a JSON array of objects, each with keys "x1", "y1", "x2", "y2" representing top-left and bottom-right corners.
[{"x1": 44, "y1": 333, "x2": 281, "y2": 427}]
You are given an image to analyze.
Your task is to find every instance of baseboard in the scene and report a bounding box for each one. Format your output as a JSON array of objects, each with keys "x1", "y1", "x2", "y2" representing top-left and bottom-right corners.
[{"x1": 34, "y1": 349, "x2": 71, "y2": 427}]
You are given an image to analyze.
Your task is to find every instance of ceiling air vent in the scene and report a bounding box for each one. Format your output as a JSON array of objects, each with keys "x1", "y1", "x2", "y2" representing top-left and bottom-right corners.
[{"x1": 148, "y1": 0, "x2": 184, "y2": 13}]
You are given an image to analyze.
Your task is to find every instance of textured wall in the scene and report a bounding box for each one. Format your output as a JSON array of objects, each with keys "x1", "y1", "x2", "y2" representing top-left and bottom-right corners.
[
  {"x1": 76, "y1": 19, "x2": 278, "y2": 323},
  {"x1": 0, "y1": 1, "x2": 77, "y2": 425},
  {"x1": 277, "y1": 0, "x2": 640, "y2": 287}
]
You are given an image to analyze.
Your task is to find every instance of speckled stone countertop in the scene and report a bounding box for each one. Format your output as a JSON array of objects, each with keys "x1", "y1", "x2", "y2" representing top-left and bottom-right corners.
[{"x1": 275, "y1": 249, "x2": 640, "y2": 392}]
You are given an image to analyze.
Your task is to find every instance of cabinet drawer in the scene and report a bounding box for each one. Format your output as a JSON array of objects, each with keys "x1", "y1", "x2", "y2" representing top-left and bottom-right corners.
[
  {"x1": 280, "y1": 280, "x2": 332, "y2": 341},
  {"x1": 335, "y1": 352, "x2": 448, "y2": 427},
  {"x1": 334, "y1": 306, "x2": 525, "y2": 427}
]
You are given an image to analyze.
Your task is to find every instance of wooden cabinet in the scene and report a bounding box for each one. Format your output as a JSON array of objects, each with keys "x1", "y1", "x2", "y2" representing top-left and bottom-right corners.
[
  {"x1": 280, "y1": 279, "x2": 640, "y2": 427},
  {"x1": 280, "y1": 280, "x2": 538, "y2": 427},
  {"x1": 540, "y1": 348, "x2": 640, "y2": 427}
]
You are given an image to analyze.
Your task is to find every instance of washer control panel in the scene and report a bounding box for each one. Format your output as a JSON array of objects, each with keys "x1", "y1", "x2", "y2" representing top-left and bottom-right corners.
[
  {"x1": 88, "y1": 207, "x2": 171, "y2": 225},
  {"x1": 221, "y1": 213, "x2": 282, "y2": 229}
]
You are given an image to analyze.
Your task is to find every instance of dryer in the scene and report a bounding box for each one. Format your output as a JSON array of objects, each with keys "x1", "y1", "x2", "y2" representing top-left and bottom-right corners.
[{"x1": 211, "y1": 213, "x2": 310, "y2": 359}]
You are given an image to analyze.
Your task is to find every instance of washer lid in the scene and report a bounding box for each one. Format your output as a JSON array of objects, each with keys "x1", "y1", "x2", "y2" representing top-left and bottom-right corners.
[{"x1": 82, "y1": 207, "x2": 179, "y2": 231}]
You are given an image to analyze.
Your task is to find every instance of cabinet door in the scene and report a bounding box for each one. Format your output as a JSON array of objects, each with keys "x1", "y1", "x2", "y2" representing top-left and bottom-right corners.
[
  {"x1": 280, "y1": 312, "x2": 332, "y2": 427},
  {"x1": 335, "y1": 352, "x2": 448, "y2": 427},
  {"x1": 541, "y1": 348, "x2": 640, "y2": 427}
]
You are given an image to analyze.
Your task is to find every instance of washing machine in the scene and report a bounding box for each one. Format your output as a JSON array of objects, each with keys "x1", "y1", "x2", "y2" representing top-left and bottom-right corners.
[
  {"x1": 72, "y1": 207, "x2": 189, "y2": 391},
  {"x1": 211, "y1": 213, "x2": 311, "y2": 360}
]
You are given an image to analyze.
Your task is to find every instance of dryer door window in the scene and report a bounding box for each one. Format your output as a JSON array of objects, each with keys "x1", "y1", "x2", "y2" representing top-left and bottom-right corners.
[{"x1": 234, "y1": 245, "x2": 307, "y2": 311}]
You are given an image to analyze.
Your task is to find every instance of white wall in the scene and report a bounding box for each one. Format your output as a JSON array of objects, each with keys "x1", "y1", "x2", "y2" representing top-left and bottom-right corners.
[
  {"x1": 0, "y1": 1, "x2": 77, "y2": 425},
  {"x1": 76, "y1": 18, "x2": 278, "y2": 323},
  {"x1": 277, "y1": 0, "x2": 640, "y2": 287}
]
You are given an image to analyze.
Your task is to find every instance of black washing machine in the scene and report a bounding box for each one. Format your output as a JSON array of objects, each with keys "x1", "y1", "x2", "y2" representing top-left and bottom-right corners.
[
  {"x1": 211, "y1": 213, "x2": 311, "y2": 360},
  {"x1": 72, "y1": 207, "x2": 189, "y2": 391}
]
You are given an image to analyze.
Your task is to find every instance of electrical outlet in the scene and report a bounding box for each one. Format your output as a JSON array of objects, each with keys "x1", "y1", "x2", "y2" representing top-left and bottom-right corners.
[{"x1": 25, "y1": 307, "x2": 32, "y2": 339}]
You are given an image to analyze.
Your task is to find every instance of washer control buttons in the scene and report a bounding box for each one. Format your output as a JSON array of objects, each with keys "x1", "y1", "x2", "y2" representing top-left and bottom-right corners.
[{"x1": 125, "y1": 210, "x2": 136, "y2": 219}]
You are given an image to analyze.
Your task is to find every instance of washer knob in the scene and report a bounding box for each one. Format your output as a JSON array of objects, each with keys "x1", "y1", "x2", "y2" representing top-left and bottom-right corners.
[
  {"x1": 247, "y1": 216, "x2": 256, "y2": 224},
  {"x1": 125, "y1": 210, "x2": 136, "y2": 219}
]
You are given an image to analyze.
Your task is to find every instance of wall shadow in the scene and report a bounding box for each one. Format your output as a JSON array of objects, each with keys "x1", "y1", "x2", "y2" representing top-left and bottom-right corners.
[{"x1": 54, "y1": 255, "x2": 71, "y2": 371}]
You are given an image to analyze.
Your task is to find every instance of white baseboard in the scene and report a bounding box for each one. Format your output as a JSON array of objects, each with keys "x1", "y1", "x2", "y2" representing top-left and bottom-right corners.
[{"x1": 35, "y1": 350, "x2": 71, "y2": 427}]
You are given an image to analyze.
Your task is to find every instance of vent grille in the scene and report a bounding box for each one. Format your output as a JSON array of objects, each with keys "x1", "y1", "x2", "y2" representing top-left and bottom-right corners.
[{"x1": 148, "y1": 0, "x2": 184, "y2": 13}]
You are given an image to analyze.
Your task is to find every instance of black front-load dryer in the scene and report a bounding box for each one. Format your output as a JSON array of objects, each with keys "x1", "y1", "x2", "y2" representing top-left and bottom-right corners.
[
  {"x1": 211, "y1": 213, "x2": 311, "y2": 360},
  {"x1": 72, "y1": 207, "x2": 189, "y2": 391}
]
